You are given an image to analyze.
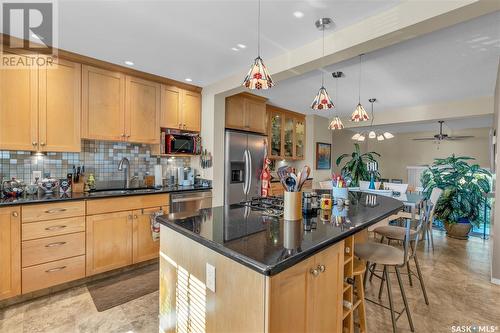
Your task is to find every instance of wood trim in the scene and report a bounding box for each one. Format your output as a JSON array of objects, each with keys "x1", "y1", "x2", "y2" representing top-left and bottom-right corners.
[
  {"x1": 86, "y1": 194, "x2": 169, "y2": 215},
  {"x1": 266, "y1": 104, "x2": 305, "y2": 119},
  {"x1": 233, "y1": 92, "x2": 268, "y2": 103},
  {"x1": 0, "y1": 33, "x2": 202, "y2": 93}
]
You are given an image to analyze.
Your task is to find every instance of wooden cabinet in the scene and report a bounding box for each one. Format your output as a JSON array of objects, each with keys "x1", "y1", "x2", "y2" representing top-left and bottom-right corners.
[
  {"x1": 125, "y1": 76, "x2": 160, "y2": 144},
  {"x1": 0, "y1": 56, "x2": 80, "y2": 152},
  {"x1": 160, "y1": 85, "x2": 201, "y2": 132},
  {"x1": 0, "y1": 206, "x2": 21, "y2": 300},
  {"x1": 83, "y1": 66, "x2": 161, "y2": 143},
  {"x1": 225, "y1": 93, "x2": 268, "y2": 134},
  {"x1": 86, "y1": 211, "x2": 133, "y2": 275},
  {"x1": 269, "y1": 241, "x2": 344, "y2": 333},
  {"x1": 267, "y1": 105, "x2": 305, "y2": 160},
  {"x1": 133, "y1": 206, "x2": 167, "y2": 263}
]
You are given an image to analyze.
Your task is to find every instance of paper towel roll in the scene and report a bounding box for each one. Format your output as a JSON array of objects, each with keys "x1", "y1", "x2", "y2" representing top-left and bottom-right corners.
[{"x1": 154, "y1": 165, "x2": 163, "y2": 187}]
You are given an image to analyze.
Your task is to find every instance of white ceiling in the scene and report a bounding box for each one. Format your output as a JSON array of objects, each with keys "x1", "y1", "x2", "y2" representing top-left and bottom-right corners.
[
  {"x1": 44, "y1": 0, "x2": 400, "y2": 86},
  {"x1": 255, "y1": 11, "x2": 500, "y2": 117},
  {"x1": 348, "y1": 115, "x2": 493, "y2": 134}
]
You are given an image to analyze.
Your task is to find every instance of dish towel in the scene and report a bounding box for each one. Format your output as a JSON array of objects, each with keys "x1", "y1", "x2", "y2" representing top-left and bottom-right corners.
[{"x1": 150, "y1": 210, "x2": 163, "y2": 241}]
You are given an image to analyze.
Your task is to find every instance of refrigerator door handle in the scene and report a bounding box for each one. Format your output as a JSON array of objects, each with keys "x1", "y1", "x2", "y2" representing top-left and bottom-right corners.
[
  {"x1": 243, "y1": 149, "x2": 250, "y2": 194},
  {"x1": 247, "y1": 149, "x2": 253, "y2": 195}
]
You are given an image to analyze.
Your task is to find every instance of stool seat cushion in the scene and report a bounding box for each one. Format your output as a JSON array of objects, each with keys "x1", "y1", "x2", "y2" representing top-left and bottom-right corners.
[
  {"x1": 353, "y1": 258, "x2": 366, "y2": 275},
  {"x1": 355, "y1": 242, "x2": 404, "y2": 266},
  {"x1": 373, "y1": 225, "x2": 417, "y2": 241}
]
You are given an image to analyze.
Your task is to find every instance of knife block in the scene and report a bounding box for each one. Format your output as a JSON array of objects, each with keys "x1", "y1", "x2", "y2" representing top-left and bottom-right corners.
[{"x1": 284, "y1": 191, "x2": 302, "y2": 221}]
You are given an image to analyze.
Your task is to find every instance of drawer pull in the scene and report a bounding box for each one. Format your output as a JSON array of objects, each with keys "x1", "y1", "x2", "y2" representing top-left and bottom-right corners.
[
  {"x1": 45, "y1": 241, "x2": 67, "y2": 247},
  {"x1": 45, "y1": 266, "x2": 66, "y2": 273},
  {"x1": 45, "y1": 208, "x2": 67, "y2": 214},
  {"x1": 12, "y1": 211, "x2": 19, "y2": 217},
  {"x1": 45, "y1": 225, "x2": 67, "y2": 231}
]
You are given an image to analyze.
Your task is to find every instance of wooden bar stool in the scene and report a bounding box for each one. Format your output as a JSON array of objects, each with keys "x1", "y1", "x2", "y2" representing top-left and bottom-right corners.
[{"x1": 353, "y1": 258, "x2": 367, "y2": 333}]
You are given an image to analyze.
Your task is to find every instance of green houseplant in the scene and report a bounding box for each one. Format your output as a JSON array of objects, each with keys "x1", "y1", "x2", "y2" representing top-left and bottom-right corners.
[
  {"x1": 335, "y1": 143, "x2": 381, "y2": 187},
  {"x1": 421, "y1": 155, "x2": 491, "y2": 239}
]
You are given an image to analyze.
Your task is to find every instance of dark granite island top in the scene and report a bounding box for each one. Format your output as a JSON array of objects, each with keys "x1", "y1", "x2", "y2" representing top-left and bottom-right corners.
[{"x1": 157, "y1": 192, "x2": 403, "y2": 276}]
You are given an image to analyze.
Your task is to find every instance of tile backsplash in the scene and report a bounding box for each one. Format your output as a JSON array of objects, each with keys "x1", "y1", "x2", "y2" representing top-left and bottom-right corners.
[{"x1": 0, "y1": 140, "x2": 190, "y2": 184}]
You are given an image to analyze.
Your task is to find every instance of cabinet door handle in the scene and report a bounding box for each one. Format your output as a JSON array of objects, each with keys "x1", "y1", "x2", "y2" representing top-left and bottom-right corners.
[
  {"x1": 45, "y1": 225, "x2": 67, "y2": 231},
  {"x1": 178, "y1": 123, "x2": 182, "y2": 128},
  {"x1": 32, "y1": 141, "x2": 38, "y2": 146},
  {"x1": 40, "y1": 142, "x2": 46, "y2": 146},
  {"x1": 45, "y1": 208, "x2": 67, "y2": 214},
  {"x1": 12, "y1": 211, "x2": 19, "y2": 217},
  {"x1": 133, "y1": 215, "x2": 138, "y2": 219},
  {"x1": 317, "y1": 264, "x2": 326, "y2": 273},
  {"x1": 45, "y1": 241, "x2": 66, "y2": 247},
  {"x1": 310, "y1": 268, "x2": 320, "y2": 277},
  {"x1": 45, "y1": 266, "x2": 66, "y2": 273},
  {"x1": 128, "y1": 214, "x2": 133, "y2": 220},
  {"x1": 121, "y1": 133, "x2": 126, "y2": 137}
]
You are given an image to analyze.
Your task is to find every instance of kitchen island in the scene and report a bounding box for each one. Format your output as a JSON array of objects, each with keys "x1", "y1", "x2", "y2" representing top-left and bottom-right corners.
[{"x1": 157, "y1": 192, "x2": 403, "y2": 333}]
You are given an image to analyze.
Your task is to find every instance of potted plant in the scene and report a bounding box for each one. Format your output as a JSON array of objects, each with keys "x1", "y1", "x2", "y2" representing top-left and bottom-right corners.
[
  {"x1": 335, "y1": 143, "x2": 381, "y2": 187},
  {"x1": 421, "y1": 155, "x2": 491, "y2": 239}
]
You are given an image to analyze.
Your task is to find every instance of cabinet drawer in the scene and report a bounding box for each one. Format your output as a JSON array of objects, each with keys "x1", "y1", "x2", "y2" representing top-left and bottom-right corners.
[
  {"x1": 22, "y1": 255, "x2": 85, "y2": 293},
  {"x1": 86, "y1": 194, "x2": 169, "y2": 215},
  {"x1": 22, "y1": 201, "x2": 85, "y2": 223},
  {"x1": 22, "y1": 232, "x2": 85, "y2": 267},
  {"x1": 22, "y1": 216, "x2": 85, "y2": 241}
]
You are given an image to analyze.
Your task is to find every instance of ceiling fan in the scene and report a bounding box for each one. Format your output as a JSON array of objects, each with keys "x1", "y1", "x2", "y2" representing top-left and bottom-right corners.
[{"x1": 412, "y1": 121, "x2": 474, "y2": 141}]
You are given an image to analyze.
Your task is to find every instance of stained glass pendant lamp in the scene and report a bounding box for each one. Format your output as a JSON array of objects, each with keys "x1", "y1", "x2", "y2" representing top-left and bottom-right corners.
[
  {"x1": 311, "y1": 18, "x2": 334, "y2": 110},
  {"x1": 351, "y1": 54, "x2": 369, "y2": 122},
  {"x1": 328, "y1": 71, "x2": 344, "y2": 130},
  {"x1": 242, "y1": 0, "x2": 274, "y2": 90}
]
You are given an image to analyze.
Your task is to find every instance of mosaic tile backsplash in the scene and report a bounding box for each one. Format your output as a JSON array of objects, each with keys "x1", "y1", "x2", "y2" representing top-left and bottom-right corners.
[{"x1": 0, "y1": 140, "x2": 190, "y2": 184}]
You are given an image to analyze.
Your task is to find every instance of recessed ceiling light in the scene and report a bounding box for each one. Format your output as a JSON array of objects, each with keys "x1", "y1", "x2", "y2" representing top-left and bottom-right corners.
[
  {"x1": 185, "y1": 78, "x2": 193, "y2": 82},
  {"x1": 293, "y1": 11, "x2": 304, "y2": 18},
  {"x1": 231, "y1": 47, "x2": 239, "y2": 51},
  {"x1": 124, "y1": 60, "x2": 134, "y2": 66},
  {"x1": 237, "y1": 44, "x2": 246, "y2": 49}
]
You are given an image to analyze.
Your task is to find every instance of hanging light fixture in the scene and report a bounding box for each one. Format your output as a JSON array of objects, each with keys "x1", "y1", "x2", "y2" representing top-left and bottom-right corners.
[
  {"x1": 351, "y1": 54, "x2": 369, "y2": 122},
  {"x1": 311, "y1": 18, "x2": 334, "y2": 110},
  {"x1": 242, "y1": 0, "x2": 274, "y2": 90},
  {"x1": 351, "y1": 98, "x2": 395, "y2": 141},
  {"x1": 328, "y1": 71, "x2": 344, "y2": 130}
]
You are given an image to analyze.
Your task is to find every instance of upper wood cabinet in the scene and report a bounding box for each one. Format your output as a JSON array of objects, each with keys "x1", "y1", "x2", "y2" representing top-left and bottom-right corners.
[
  {"x1": 82, "y1": 65, "x2": 125, "y2": 142},
  {"x1": 267, "y1": 105, "x2": 306, "y2": 160},
  {"x1": 0, "y1": 206, "x2": 21, "y2": 301},
  {"x1": 160, "y1": 85, "x2": 201, "y2": 132},
  {"x1": 225, "y1": 93, "x2": 268, "y2": 134},
  {"x1": 125, "y1": 76, "x2": 160, "y2": 144},
  {"x1": 82, "y1": 66, "x2": 161, "y2": 144},
  {"x1": 0, "y1": 56, "x2": 80, "y2": 152}
]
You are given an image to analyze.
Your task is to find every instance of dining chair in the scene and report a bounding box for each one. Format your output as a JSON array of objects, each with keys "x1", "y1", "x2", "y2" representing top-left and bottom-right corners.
[
  {"x1": 384, "y1": 182, "x2": 409, "y2": 194},
  {"x1": 391, "y1": 179, "x2": 403, "y2": 184},
  {"x1": 359, "y1": 180, "x2": 380, "y2": 190},
  {"x1": 356, "y1": 203, "x2": 431, "y2": 333},
  {"x1": 318, "y1": 180, "x2": 332, "y2": 189},
  {"x1": 426, "y1": 187, "x2": 443, "y2": 250}
]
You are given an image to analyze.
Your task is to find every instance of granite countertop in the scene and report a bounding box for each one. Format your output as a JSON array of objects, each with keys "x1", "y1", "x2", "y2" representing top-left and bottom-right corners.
[
  {"x1": 0, "y1": 185, "x2": 212, "y2": 206},
  {"x1": 157, "y1": 191, "x2": 403, "y2": 276}
]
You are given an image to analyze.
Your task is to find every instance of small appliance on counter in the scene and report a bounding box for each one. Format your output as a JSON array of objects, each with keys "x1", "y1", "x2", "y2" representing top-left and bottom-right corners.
[
  {"x1": 1, "y1": 177, "x2": 25, "y2": 197},
  {"x1": 39, "y1": 176, "x2": 59, "y2": 194}
]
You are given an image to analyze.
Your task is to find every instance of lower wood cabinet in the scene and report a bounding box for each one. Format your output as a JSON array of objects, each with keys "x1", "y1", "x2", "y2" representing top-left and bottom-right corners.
[
  {"x1": 133, "y1": 207, "x2": 167, "y2": 263},
  {"x1": 86, "y1": 211, "x2": 133, "y2": 275},
  {"x1": 0, "y1": 206, "x2": 21, "y2": 300}
]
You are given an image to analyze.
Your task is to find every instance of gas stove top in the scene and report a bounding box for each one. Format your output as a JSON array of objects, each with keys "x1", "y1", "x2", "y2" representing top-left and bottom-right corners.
[{"x1": 239, "y1": 196, "x2": 284, "y2": 217}]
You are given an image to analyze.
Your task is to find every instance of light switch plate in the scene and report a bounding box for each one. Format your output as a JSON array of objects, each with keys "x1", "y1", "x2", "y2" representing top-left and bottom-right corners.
[
  {"x1": 206, "y1": 263, "x2": 216, "y2": 292},
  {"x1": 32, "y1": 171, "x2": 42, "y2": 184}
]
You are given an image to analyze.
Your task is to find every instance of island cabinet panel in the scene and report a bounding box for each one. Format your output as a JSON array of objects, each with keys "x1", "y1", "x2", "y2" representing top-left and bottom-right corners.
[
  {"x1": 86, "y1": 211, "x2": 133, "y2": 275},
  {"x1": 160, "y1": 226, "x2": 266, "y2": 333},
  {"x1": 0, "y1": 206, "x2": 21, "y2": 301}
]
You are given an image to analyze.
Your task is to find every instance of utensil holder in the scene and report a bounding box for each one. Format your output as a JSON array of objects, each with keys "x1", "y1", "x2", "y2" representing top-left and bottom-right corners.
[{"x1": 284, "y1": 191, "x2": 302, "y2": 221}]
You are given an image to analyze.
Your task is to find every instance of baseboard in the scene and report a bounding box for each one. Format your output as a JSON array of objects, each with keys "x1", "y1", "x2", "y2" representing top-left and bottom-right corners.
[{"x1": 491, "y1": 277, "x2": 500, "y2": 285}]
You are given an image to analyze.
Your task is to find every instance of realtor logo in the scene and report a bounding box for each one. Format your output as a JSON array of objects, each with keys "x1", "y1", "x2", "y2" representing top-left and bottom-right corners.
[{"x1": 3, "y1": 2, "x2": 53, "y2": 53}]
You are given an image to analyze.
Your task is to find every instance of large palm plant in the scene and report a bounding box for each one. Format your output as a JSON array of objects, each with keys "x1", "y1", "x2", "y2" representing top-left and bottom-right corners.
[
  {"x1": 421, "y1": 155, "x2": 491, "y2": 227},
  {"x1": 335, "y1": 143, "x2": 381, "y2": 187}
]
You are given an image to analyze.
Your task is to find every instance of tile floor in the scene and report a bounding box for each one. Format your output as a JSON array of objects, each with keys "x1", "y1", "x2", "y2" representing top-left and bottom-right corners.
[{"x1": 1, "y1": 230, "x2": 499, "y2": 333}]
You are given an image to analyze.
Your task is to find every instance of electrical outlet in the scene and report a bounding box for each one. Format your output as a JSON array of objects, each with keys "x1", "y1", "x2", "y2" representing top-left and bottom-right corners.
[
  {"x1": 206, "y1": 263, "x2": 216, "y2": 292},
  {"x1": 32, "y1": 171, "x2": 42, "y2": 184}
]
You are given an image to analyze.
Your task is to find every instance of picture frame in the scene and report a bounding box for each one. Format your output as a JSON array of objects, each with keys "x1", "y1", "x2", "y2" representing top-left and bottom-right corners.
[{"x1": 316, "y1": 142, "x2": 331, "y2": 170}]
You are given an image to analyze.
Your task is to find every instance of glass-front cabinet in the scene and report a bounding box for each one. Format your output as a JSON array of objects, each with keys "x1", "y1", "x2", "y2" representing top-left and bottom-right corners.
[{"x1": 267, "y1": 105, "x2": 306, "y2": 160}]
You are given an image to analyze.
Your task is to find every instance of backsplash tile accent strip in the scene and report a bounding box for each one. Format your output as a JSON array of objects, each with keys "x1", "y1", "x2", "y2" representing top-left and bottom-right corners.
[{"x1": 0, "y1": 140, "x2": 189, "y2": 184}]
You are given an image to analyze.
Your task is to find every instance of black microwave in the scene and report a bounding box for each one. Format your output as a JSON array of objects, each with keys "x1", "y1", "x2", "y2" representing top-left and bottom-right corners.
[{"x1": 164, "y1": 133, "x2": 200, "y2": 154}]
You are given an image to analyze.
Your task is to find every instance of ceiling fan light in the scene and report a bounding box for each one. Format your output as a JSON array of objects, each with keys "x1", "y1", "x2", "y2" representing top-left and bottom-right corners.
[
  {"x1": 328, "y1": 117, "x2": 344, "y2": 130},
  {"x1": 377, "y1": 135, "x2": 385, "y2": 141},
  {"x1": 242, "y1": 56, "x2": 274, "y2": 90},
  {"x1": 311, "y1": 86, "x2": 334, "y2": 110},
  {"x1": 383, "y1": 132, "x2": 394, "y2": 139},
  {"x1": 351, "y1": 103, "x2": 369, "y2": 122},
  {"x1": 352, "y1": 133, "x2": 361, "y2": 140},
  {"x1": 368, "y1": 131, "x2": 376, "y2": 139},
  {"x1": 357, "y1": 135, "x2": 365, "y2": 142}
]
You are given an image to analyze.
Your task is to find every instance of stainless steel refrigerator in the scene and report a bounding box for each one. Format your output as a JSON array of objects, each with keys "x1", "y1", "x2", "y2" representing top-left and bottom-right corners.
[{"x1": 224, "y1": 130, "x2": 267, "y2": 205}]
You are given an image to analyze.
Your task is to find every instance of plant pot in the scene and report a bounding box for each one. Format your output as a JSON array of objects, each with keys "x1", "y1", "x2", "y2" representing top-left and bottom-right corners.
[{"x1": 444, "y1": 220, "x2": 472, "y2": 240}]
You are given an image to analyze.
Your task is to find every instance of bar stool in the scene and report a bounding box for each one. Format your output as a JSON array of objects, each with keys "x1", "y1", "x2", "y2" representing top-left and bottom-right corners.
[
  {"x1": 354, "y1": 203, "x2": 430, "y2": 333},
  {"x1": 353, "y1": 258, "x2": 367, "y2": 333}
]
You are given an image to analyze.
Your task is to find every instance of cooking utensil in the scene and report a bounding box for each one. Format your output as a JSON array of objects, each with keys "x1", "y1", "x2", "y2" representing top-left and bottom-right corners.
[
  {"x1": 285, "y1": 176, "x2": 296, "y2": 192},
  {"x1": 297, "y1": 165, "x2": 311, "y2": 191}
]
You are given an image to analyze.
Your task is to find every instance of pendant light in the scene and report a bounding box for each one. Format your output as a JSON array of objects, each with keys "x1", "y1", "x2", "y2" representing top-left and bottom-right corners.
[
  {"x1": 351, "y1": 54, "x2": 369, "y2": 122},
  {"x1": 242, "y1": 0, "x2": 274, "y2": 90},
  {"x1": 329, "y1": 71, "x2": 344, "y2": 130},
  {"x1": 311, "y1": 18, "x2": 334, "y2": 110},
  {"x1": 351, "y1": 98, "x2": 394, "y2": 141}
]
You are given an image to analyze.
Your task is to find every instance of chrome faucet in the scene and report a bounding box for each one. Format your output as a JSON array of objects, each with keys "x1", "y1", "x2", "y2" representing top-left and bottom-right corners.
[{"x1": 118, "y1": 157, "x2": 131, "y2": 188}]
